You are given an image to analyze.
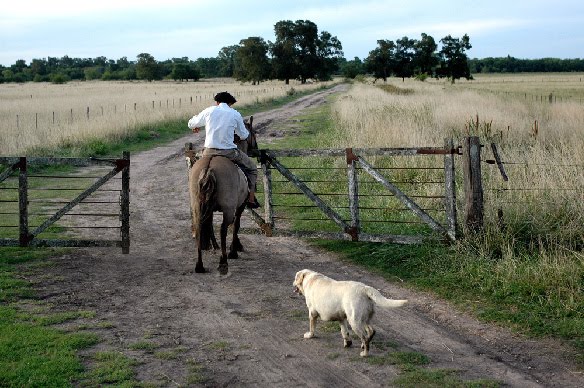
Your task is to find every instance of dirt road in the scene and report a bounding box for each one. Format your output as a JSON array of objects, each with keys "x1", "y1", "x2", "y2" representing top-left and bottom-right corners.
[{"x1": 35, "y1": 84, "x2": 582, "y2": 387}]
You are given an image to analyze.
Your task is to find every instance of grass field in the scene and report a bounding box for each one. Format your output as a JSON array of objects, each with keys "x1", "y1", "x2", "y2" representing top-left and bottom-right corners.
[
  {"x1": 0, "y1": 78, "x2": 335, "y2": 155},
  {"x1": 447, "y1": 72, "x2": 584, "y2": 103}
]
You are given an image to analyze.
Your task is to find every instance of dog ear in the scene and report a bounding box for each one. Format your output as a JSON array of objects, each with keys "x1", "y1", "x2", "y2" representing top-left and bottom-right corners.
[{"x1": 295, "y1": 269, "x2": 308, "y2": 285}]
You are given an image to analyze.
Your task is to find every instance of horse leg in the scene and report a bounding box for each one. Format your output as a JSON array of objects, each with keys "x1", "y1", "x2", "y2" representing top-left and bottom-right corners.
[
  {"x1": 211, "y1": 228, "x2": 219, "y2": 250},
  {"x1": 195, "y1": 246, "x2": 206, "y2": 273},
  {"x1": 229, "y1": 204, "x2": 246, "y2": 258},
  {"x1": 217, "y1": 219, "x2": 229, "y2": 275}
]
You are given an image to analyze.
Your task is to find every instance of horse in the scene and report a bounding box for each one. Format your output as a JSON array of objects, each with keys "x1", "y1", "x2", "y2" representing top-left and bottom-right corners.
[{"x1": 188, "y1": 116, "x2": 258, "y2": 275}]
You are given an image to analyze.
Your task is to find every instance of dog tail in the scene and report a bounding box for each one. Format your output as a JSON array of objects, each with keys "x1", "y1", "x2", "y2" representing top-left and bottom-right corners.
[{"x1": 365, "y1": 287, "x2": 408, "y2": 308}]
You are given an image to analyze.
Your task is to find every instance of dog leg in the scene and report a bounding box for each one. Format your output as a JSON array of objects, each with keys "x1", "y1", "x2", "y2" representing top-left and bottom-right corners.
[
  {"x1": 340, "y1": 320, "x2": 352, "y2": 348},
  {"x1": 304, "y1": 312, "x2": 317, "y2": 339},
  {"x1": 366, "y1": 325, "x2": 376, "y2": 343},
  {"x1": 358, "y1": 326, "x2": 376, "y2": 357}
]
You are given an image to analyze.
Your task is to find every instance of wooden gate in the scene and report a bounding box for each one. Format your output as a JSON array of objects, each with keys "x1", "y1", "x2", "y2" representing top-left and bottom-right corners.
[
  {"x1": 185, "y1": 139, "x2": 466, "y2": 244},
  {"x1": 0, "y1": 153, "x2": 130, "y2": 253},
  {"x1": 245, "y1": 141, "x2": 458, "y2": 244}
]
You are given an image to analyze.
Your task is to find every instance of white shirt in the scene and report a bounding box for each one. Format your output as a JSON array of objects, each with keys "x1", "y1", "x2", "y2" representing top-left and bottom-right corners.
[{"x1": 188, "y1": 103, "x2": 249, "y2": 149}]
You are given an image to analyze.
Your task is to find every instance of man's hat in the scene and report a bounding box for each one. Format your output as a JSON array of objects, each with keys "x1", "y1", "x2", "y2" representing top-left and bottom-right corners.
[{"x1": 214, "y1": 92, "x2": 237, "y2": 104}]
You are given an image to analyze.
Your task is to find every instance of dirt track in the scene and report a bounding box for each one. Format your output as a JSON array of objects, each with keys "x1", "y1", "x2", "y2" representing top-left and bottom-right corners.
[{"x1": 34, "y1": 84, "x2": 582, "y2": 387}]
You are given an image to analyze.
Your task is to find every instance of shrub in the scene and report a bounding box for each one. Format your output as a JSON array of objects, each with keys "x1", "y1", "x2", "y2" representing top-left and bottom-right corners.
[{"x1": 50, "y1": 73, "x2": 70, "y2": 84}]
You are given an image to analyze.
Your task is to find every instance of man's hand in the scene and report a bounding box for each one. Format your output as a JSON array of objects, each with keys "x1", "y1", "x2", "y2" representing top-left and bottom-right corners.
[{"x1": 192, "y1": 127, "x2": 200, "y2": 134}]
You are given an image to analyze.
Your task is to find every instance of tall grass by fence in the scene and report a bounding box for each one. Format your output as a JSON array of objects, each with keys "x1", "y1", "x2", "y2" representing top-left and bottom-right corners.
[{"x1": 330, "y1": 78, "x2": 584, "y2": 249}]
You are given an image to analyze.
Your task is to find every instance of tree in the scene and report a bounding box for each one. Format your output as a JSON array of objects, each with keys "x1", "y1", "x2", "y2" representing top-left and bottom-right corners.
[
  {"x1": 270, "y1": 19, "x2": 343, "y2": 84},
  {"x1": 316, "y1": 31, "x2": 343, "y2": 81},
  {"x1": 217, "y1": 45, "x2": 238, "y2": 77},
  {"x1": 195, "y1": 57, "x2": 222, "y2": 78},
  {"x1": 84, "y1": 67, "x2": 103, "y2": 80},
  {"x1": 341, "y1": 57, "x2": 364, "y2": 79},
  {"x1": 394, "y1": 36, "x2": 416, "y2": 81},
  {"x1": 438, "y1": 34, "x2": 472, "y2": 83},
  {"x1": 233, "y1": 37, "x2": 270, "y2": 84},
  {"x1": 413, "y1": 33, "x2": 438, "y2": 76},
  {"x1": 136, "y1": 53, "x2": 161, "y2": 81},
  {"x1": 270, "y1": 20, "x2": 298, "y2": 84},
  {"x1": 169, "y1": 58, "x2": 200, "y2": 81},
  {"x1": 294, "y1": 20, "x2": 320, "y2": 83},
  {"x1": 365, "y1": 39, "x2": 395, "y2": 82}
]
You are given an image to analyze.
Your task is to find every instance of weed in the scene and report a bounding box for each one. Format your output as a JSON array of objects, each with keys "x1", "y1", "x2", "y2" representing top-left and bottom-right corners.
[{"x1": 128, "y1": 341, "x2": 158, "y2": 352}]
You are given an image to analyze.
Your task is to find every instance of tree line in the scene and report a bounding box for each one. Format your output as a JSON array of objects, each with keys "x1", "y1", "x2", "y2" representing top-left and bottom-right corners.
[
  {"x1": 4, "y1": 19, "x2": 576, "y2": 86},
  {"x1": 468, "y1": 56, "x2": 584, "y2": 73}
]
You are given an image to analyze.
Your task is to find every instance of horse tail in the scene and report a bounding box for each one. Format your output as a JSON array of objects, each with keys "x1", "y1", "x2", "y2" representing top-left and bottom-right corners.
[{"x1": 191, "y1": 158, "x2": 216, "y2": 250}]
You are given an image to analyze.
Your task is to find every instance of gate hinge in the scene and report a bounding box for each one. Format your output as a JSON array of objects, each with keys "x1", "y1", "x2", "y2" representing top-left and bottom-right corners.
[
  {"x1": 346, "y1": 148, "x2": 358, "y2": 164},
  {"x1": 345, "y1": 226, "x2": 359, "y2": 241}
]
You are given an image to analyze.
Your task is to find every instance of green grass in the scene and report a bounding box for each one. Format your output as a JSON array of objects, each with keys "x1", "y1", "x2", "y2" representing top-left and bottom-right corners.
[
  {"x1": 79, "y1": 351, "x2": 138, "y2": 386},
  {"x1": 0, "y1": 304, "x2": 100, "y2": 387},
  {"x1": 0, "y1": 246, "x2": 142, "y2": 387},
  {"x1": 361, "y1": 349, "x2": 500, "y2": 387},
  {"x1": 186, "y1": 359, "x2": 207, "y2": 385},
  {"x1": 206, "y1": 340, "x2": 230, "y2": 351}
]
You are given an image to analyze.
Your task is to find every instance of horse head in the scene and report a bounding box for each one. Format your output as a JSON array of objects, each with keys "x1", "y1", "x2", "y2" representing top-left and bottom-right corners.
[{"x1": 235, "y1": 115, "x2": 259, "y2": 157}]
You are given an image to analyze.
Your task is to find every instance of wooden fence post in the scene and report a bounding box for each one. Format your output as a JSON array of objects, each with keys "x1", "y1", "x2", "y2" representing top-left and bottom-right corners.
[
  {"x1": 462, "y1": 136, "x2": 484, "y2": 233},
  {"x1": 18, "y1": 157, "x2": 29, "y2": 247},
  {"x1": 260, "y1": 151, "x2": 274, "y2": 235},
  {"x1": 346, "y1": 148, "x2": 360, "y2": 241},
  {"x1": 120, "y1": 151, "x2": 130, "y2": 254},
  {"x1": 443, "y1": 139, "x2": 458, "y2": 240}
]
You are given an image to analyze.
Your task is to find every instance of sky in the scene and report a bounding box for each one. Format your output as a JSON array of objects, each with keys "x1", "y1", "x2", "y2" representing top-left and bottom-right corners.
[{"x1": 1, "y1": 0, "x2": 584, "y2": 66}]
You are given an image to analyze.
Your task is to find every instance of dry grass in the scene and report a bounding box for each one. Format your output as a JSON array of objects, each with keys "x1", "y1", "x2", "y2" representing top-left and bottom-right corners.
[
  {"x1": 0, "y1": 79, "x2": 333, "y2": 155},
  {"x1": 331, "y1": 75, "x2": 584, "y2": 245}
]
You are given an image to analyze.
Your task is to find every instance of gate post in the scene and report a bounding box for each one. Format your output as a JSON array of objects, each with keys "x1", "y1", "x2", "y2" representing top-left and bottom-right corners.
[
  {"x1": 462, "y1": 136, "x2": 484, "y2": 233},
  {"x1": 346, "y1": 148, "x2": 360, "y2": 241},
  {"x1": 444, "y1": 139, "x2": 458, "y2": 240},
  {"x1": 260, "y1": 150, "x2": 274, "y2": 233},
  {"x1": 18, "y1": 157, "x2": 29, "y2": 247},
  {"x1": 120, "y1": 151, "x2": 130, "y2": 254}
]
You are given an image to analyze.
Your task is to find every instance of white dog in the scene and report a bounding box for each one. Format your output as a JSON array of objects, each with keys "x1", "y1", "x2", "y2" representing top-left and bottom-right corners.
[{"x1": 293, "y1": 269, "x2": 407, "y2": 356}]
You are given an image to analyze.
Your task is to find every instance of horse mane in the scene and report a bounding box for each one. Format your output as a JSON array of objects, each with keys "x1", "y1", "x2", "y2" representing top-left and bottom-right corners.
[{"x1": 192, "y1": 156, "x2": 216, "y2": 250}]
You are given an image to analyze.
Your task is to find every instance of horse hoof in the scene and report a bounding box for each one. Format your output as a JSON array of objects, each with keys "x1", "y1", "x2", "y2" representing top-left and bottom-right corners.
[
  {"x1": 195, "y1": 265, "x2": 206, "y2": 273},
  {"x1": 218, "y1": 265, "x2": 228, "y2": 275},
  {"x1": 228, "y1": 251, "x2": 238, "y2": 260}
]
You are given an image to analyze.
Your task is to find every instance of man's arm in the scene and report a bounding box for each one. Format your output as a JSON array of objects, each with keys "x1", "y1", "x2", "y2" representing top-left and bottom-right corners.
[
  {"x1": 188, "y1": 109, "x2": 208, "y2": 132},
  {"x1": 233, "y1": 113, "x2": 249, "y2": 140}
]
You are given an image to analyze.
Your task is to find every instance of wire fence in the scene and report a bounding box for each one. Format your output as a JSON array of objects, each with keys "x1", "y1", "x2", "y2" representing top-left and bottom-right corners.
[{"x1": 480, "y1": 145, "x2": 584, "y2": 242}]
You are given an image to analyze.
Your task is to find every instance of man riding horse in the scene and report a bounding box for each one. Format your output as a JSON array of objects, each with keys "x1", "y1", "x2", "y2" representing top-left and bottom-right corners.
[{"x1": 187, "y1": 91, "x2": 260, "y2": 209}]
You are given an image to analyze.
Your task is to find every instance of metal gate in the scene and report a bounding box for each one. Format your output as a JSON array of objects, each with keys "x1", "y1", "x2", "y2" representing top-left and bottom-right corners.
[{"x1": 0, "y1": 153, "x2": 130, "y2": 253}]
